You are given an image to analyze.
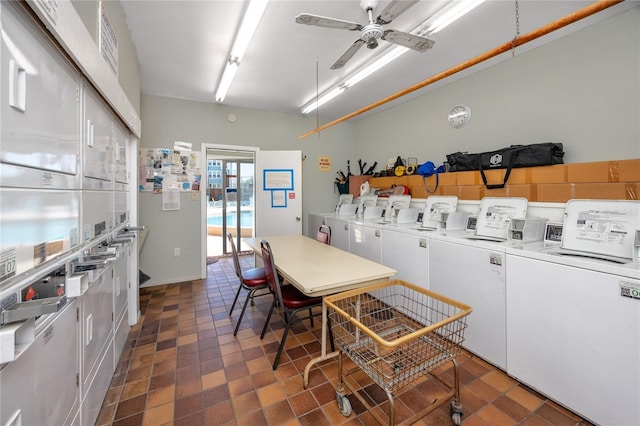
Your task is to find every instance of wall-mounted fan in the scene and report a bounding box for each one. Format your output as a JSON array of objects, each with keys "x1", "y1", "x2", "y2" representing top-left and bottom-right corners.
[{"x1": 295, "y1": 0, "x2": 435, "y2": 69}]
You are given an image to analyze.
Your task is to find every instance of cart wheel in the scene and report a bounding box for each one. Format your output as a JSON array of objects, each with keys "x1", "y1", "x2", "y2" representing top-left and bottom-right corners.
[
  {"x1": 336, "y1": 393, "x2": 352, "y2": 417},
  {"x1": 450, "y1": 400, "x2": 463, "y2": 426}
]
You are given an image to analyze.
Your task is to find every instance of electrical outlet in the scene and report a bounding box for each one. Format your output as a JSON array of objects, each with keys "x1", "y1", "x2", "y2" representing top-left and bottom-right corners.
[{"x1": 174, "y1": 247, "x2": 181, "y2": 256}]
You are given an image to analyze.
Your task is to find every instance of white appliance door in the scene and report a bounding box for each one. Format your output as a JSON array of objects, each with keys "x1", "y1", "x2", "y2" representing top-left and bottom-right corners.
[
  {"x1": 349, "y1": 222, "x2": 381, "y2": 262},
  {"x1": 255, "y1": 150, "x2": 302, "y2": 237},
  {"x1": 506, "y1": 255, "x2": 640, "y2": 426},
  {"x1": 429, "y1": 238, "x2": 507, "y2": 369}
]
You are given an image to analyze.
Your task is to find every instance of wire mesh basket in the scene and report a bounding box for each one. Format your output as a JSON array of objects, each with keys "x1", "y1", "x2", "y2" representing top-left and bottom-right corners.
[{"x1": 325, "y1": 279, "x2": 472, "y2": 393}]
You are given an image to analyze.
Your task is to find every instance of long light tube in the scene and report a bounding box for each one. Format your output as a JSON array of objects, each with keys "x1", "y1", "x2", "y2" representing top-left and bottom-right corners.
[
  {"x1": 301, "y1": 85, "x2": 347, "y2": 114},
  {"x1": 301, "y1": 0, "x2": 486, "y2": 114},
  {"x1": 425, "y1": 0, "x2": 487, "y2": 34},
  {"x1": 344, "y1": 46, "x2": 408, "y2": 87},
  {"x1": 215, "y1": 0, "x2": 269, "y2": 102}
]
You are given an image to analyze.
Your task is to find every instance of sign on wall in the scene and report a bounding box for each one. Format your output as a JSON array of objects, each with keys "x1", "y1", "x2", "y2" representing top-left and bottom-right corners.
[{"x1": 99, "y1": 2, "x2": 118, "y2": 76}]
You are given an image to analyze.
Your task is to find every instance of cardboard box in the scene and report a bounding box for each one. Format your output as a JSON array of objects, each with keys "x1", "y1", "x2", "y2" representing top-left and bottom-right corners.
[
  {"x1": 456, "y1": 171, "x2": 480, "y2": 186},
  {"x1": 440, "y1": 186, "x2": 460, "y2": 197},
  {"x1": 617, "y1": 159, "x2": 640, "y2": 181},
  {"x1": 348, "y1": 175, "x2": 370, "y2": 197},
  {"x1": 573, "y1": 183, "x2": 634, "y2": 199},
  {"x1": 536, "y1": 184, "x2": 574, "y2": 203},
  {"x1": 507, "y1": 185, "x2": 535, "y2": 200},
  {"x1": 483, "y1": 185, "x2": 508, "y2": 197},
  {"x1": 530, "y1": 164, "x2": 566, "y2": 183},
  {"x1": 459, "y1": 185, "x2": 483, "y2": 200},
  {"x1": 566, "y1": 162, "x2": 611, "y2": 183},
  {"x1": 438, "y1": 172, "x2": 457, "y2": 186}
]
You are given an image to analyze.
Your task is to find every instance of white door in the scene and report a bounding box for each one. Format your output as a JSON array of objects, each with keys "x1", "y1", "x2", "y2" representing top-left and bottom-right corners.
[{"x1": 255, "y1": 150, "x2": 302, "y2": 237}]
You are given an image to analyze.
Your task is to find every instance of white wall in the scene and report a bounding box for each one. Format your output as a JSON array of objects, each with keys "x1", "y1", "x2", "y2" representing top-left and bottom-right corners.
[
  {"x1": 353, "y1": 7, "x2": 640, "y2": 166},
  {"x1": 138, "y1": 95, "x2": 355, "y2": 286},
  {"x1": 138, "y1": 7, "x2": 640, "y2": 287}
]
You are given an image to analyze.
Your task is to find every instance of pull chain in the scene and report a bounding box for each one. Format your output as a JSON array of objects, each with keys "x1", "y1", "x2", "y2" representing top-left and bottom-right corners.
[{"x1": 511, "y1": 0, "x2": 520, "y2": 57}]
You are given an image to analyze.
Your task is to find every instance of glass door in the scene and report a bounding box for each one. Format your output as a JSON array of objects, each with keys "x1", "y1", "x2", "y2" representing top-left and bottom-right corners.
[{"x1": 206, "y1": 150, "x2": 255, "y2": 257}]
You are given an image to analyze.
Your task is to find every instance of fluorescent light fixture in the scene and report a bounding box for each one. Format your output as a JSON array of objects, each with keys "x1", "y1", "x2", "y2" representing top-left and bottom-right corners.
[
  {"x1": 301, "y1": 85, "x2": 347, "y2": 114},
  {"x1": 301, "y1": 0, "x2": 486, "y2": 114},
  {"x1": 424, "y1": 0, "x2": 487, "y2": 35},
  {"x1": 215, "y1": 0, "x2": 269, "y2": 103},
  {"x1": 215, "y1": 59, "x2": 239, "y2": 103},
  {"x1": 344, "y1": 46, "x2": 408, "y2": 87}
]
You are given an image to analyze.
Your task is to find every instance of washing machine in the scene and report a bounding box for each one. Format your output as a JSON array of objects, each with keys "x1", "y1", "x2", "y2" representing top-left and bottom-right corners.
[
  {"x1": 378, "y1": 196, "x2": 462, "y2": 290},
  {"x1": 505, "y1": 200, "x2": 640, "y2": 426},
  {"x1": 428, "y1": 197, "x2": 530, "y2": 369},
  {"x1": 349, "y1": 195, "x2": 416, "y2": 263}
]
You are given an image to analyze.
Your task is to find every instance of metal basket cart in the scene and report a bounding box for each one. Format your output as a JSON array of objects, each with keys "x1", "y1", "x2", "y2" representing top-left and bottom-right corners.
[{"x1": 325, "y1": 280, "x2": 473, "y2": 425}]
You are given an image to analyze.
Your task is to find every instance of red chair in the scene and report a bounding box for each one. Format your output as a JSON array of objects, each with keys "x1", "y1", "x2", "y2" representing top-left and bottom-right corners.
[
  {"x1": 259, "y1": 239, "x2": 332, "y2": 370},
  {"x1": 316, "y1": 224, "x2": 331, "y2": 245},
  {"x1": 227, "y1": 232, "x2": 268, "y2": 336}
]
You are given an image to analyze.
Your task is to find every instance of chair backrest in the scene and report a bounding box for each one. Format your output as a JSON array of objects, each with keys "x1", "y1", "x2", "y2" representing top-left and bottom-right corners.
[
  {"x1": 260, "y1": 240, "x2": 284, "y2": 308},
  {"x1": 316, "y1": 224, "x2": 331, "y2": 245},
  {"x1": 227, "y1": 232, "x2": 242, "y2": 279}
]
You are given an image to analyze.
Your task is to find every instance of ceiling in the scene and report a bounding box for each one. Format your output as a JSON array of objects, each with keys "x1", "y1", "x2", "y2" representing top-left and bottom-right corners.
[{"x1": 121, "y1": 1, "x2": 637, "y2": 122}]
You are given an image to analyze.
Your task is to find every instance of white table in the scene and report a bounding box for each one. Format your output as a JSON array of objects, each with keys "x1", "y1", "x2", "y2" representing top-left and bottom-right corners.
[{"x1": 244, "y1": 234, "x2": 396, "y2": 387}]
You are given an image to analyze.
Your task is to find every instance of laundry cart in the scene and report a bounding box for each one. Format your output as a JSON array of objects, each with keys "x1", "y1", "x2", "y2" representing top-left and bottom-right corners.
[{"x1": 325, "y1": 280, "x2": 472, "y2": 425}]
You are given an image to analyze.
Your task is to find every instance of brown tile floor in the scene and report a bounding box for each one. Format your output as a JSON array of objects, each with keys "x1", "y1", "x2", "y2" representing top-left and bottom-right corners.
[{"x1": 96, "y1": 255, "x2": 593, "y2": 426}]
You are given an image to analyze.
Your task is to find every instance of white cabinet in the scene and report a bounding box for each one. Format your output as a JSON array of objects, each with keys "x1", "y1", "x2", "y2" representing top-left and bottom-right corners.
[
  {"x1": 349, "y1": 221, "x2": 381, "y2": 262},
  {"x1": 0, "y1": 188, "x2": 80, "y2": 279},
  {"x1": 113, "y1": 245, "x2": 130, "y2": 365},
  {"x1": 82, "y1": 85, "x2": 114, "y2": 188},
  {"x1": 80, "y1": 264, "x2": 114, "y2": 395},
  {"x1": 429, "y1": 236, "x2": 507, "y2": 369},
  {"x1": 0, "y1": 300, "x2": 79, "y2": 426},
  {"x1": 0, "y1": 1, "x2": 81, "y2": 190},
  {"x1": 506, "y1": 255, "x2": 640, "y2": 426},
  {"x1": 325, "y1": 216, "x2": 350, "y2": 252},
  {"x1": 381, "y1": 228, "x2": 429, "y2": 289},
  {"x1": 82, "y1": 190, "x2": 114, "y2": 243},
  {"x1": 113, "y1": 120, "x2": 129, "y2": 185}
]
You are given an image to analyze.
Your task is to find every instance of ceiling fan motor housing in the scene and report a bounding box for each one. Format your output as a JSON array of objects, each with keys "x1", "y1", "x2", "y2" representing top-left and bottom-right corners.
[
  {"x1": 361, "y1": 24, "x2": 383, "y2": 48},
  {"x1": 360, "y1": 0, "x2": 378, "y2": 12}
]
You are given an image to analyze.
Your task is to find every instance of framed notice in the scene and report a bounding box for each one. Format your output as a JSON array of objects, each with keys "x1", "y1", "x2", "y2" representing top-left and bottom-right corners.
[
  {"x1": 99, "y1": 2, "x2": 118, "y2": 75},
  {"x1": 263, "y1": 169, "x2": 294, "y2": 191}
]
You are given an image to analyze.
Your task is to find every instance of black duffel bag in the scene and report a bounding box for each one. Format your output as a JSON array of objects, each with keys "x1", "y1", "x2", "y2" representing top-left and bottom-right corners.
[{"x1": 446, "y1": 142, "x2": 564, "y2": 189}]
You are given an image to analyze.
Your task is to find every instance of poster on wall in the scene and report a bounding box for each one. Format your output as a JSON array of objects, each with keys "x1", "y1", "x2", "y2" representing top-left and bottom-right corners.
[
  {"x1": 99, "y1": 2, "x2": 118, "y2": 76},
  {"x1": 138, "y1": 148, "x2": 201, "y2": 193}
]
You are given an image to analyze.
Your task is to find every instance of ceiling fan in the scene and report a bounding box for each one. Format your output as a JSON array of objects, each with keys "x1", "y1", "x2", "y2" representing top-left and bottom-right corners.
[{"x1": 295, "y1": 0, "x2": 435, "y2": 70}]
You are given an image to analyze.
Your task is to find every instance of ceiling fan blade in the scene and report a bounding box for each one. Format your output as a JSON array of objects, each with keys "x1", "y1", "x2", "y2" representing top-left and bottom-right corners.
[
  {"x1": 382, "y1": 29, "x2": 435, "y2": 52},
  {"x1": 295, "y1": 13, "x2": 362, "y2": 31},
  {"x1": 376, "y1": 0, "x2": 419, "y2": 25},
  {"x1": 331, "y1": 39, "x2": 366, "y2": 69}
]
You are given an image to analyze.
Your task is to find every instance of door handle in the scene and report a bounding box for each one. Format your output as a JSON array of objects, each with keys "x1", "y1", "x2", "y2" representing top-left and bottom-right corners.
[{"x1": 296, "y1": 217, "x2": 301, "y2": 222}]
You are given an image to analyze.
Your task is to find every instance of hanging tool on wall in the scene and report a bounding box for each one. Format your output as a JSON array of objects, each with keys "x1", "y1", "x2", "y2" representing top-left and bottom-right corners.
[
  {"x1": 364, "y1": 161, "x2": 377, "y2": 175},
  {"x1": 358, "y1": 159, "x2": 367, "y2": 175}
]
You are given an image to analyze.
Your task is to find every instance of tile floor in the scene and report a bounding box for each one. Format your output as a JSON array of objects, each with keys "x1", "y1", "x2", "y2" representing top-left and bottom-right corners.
[{"x1": 96, "y1": 255, "x2": 592, "y2": 426}]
